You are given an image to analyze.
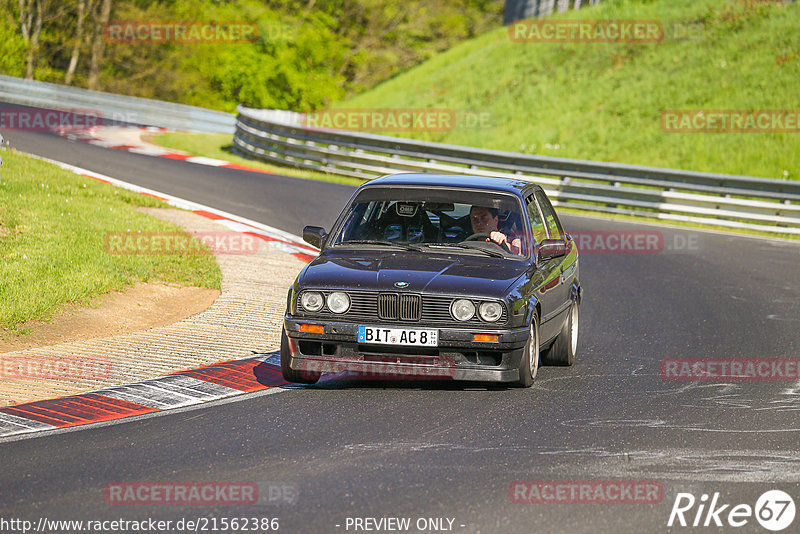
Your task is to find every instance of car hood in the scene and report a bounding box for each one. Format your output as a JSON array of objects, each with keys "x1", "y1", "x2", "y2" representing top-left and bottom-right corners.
[{"x1": 299, "y1": 250, "x2": 527, "y2": 297}]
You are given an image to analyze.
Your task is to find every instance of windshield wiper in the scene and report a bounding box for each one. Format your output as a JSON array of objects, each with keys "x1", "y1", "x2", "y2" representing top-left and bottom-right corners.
[
  {"x1": 421, "y1": 242, "x2": 505, "y2": 258},
  {"x1": 338, "y1": 240, "x2": 424, "y2": 251}
]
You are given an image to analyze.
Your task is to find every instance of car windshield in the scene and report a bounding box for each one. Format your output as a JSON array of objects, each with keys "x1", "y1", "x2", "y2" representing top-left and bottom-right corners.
[{"x1": 331, "y1": 187, "x2": 530, "y2": 257}]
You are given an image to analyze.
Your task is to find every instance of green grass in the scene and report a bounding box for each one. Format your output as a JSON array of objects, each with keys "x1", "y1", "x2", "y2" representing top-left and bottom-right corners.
[
  {"x1": 339, "y1": 0, "x2": 800, "y2": 180},
  {"x1": 149, "y1": 132, "x2": 367, "y2": 187},
  {"x1": 149, "y1": 1, "x2": 799, "y2": 239},
  {"x1": 0, "y1": 150, "x2": 222, "y2": 335},
  {"x1": 152, "y1": 0, "x2": 800, "y2": 181}
]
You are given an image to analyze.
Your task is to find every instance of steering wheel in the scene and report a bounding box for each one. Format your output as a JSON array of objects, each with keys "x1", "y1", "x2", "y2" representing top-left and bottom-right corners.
[
  {"x1": 464, "y1": 232, "x2": 491, "y2": 241},
  {"x1": 463, "y1": 232, "x2": 511, "y2": 253}
]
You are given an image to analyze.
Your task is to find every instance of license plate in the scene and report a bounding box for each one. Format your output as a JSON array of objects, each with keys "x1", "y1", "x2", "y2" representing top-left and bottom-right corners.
[{"x1": 358, "y1": 326, "x2": 438, "y2": 347}]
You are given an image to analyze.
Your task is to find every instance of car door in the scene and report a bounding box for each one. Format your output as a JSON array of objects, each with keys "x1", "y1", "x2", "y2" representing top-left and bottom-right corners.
[
  {"x1": 534, "y1": 189, "x2": 577, "y2": 340},
  {"x1": 524, "y1": 191, "x2": 561, "y2": 343}
]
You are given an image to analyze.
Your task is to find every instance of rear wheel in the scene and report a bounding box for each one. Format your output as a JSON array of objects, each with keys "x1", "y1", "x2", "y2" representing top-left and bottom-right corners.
[
  {"x1": 515, "y1": 314, "x2": 539, "y2": 387},
  {"x1": 280, "y1": 327, "x2": 321, "y2": 384},
  {"x1": 542, "y1": 301, "x2": 578, "y2": 366}
]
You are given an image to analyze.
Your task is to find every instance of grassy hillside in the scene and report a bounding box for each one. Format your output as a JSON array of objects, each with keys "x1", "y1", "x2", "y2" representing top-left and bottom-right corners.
[
  {"x1": 0, "y1": 0, "x2": 502, "y2": 112},
  {"x1": 339, "y1": 0, "x2": 800, "y2": 179},
  {"x1": 0, "y1": 150, "x2": 221, "y2": 334}
]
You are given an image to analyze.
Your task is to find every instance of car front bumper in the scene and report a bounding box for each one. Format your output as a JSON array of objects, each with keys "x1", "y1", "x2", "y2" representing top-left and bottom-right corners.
[{"x1": 284, "y1": 317, "x2": 529, "y2": 382}]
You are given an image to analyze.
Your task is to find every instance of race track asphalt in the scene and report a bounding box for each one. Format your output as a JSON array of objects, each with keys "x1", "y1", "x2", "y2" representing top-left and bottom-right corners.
[{"x1": 2, "y1": 123, "x2": 799, "y2": 533}]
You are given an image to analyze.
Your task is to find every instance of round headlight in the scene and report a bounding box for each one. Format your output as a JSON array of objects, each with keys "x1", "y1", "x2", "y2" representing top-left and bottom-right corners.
[
  {"x1": 451, "y1": 299, "x2": 475, "y2": 321},
  {"x1": 300, "y1": 291, "x2": 324, "y2": 312},
  {"x1": 326, "y1": 291, "x2": 350, "y2": 314},
  {"x1": 479, "y1": 301, "x2": 503, "y2": 322}
]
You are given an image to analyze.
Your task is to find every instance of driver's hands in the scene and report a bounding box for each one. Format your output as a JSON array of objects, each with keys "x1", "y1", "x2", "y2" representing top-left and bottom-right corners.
[
  {"x1": 489, "y1": 231, "x2": 508, "y2": 246},
  {"x1": 489, "y1": 231, "x2": 522, "y2": 254}
]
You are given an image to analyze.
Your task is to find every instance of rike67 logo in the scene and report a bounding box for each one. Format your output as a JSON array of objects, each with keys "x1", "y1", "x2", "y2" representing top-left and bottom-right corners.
[{"x1": 668, "y1": 490, "x2": 796, "y2": 531}]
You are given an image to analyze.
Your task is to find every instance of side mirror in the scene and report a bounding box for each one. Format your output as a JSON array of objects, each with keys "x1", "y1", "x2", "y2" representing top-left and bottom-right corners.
[
  {"x1": 303, "y1": 226, "x2": 327, "y2": 249},
  {"x1": 538, "y1": 239, "x2": 568, "y2": 261}
]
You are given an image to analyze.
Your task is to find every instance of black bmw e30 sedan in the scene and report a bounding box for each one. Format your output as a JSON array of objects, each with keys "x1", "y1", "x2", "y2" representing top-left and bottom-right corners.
[{"x1": 281, "y1": 173, "x2": 581, "y2": 387}]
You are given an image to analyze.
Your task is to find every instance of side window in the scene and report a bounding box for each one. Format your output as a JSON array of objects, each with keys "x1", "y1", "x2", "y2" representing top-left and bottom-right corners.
[
  {"x1": 525, "y1": 194, "x2": 548, "y2": 245},
  {"x1": 534, "y1": 190, "x2": 563, "y2": 240}
]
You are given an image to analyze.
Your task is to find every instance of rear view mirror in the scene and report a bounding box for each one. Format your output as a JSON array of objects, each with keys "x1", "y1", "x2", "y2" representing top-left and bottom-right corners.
[
  {"x1": 423, "y1": 202, "x2": 455, "y2": 212},
  {"x1": 303, "y1": 226, "x2": 327, "y2": 249},
  {"x1": 538, "y1": 239, "x2": 568, "y2": 261}
]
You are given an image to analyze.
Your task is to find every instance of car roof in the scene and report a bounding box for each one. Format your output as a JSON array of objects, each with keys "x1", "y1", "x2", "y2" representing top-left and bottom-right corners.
[{"x1": 364, "y1": 173, "x2": 539, "y2": 195}]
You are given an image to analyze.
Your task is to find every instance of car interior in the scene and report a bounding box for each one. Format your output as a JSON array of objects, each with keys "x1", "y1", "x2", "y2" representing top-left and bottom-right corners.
[{"x1": 343, "y1": 200, "x2": 527, "y2": 252}]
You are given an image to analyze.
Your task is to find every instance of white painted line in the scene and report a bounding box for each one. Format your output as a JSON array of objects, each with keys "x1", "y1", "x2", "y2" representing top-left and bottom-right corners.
[
  {"x1": 0, "y1": 413, "x2": 57, "y2": 433},
  {"x1": 61, "y1": 127, "x2": 267, "y2": 174},
  {"x1": 214, "y1": 219, "x2": 317, "y2": 255},
  {"x1": 185, "y1": 156, "x2": 229, "y2": 166},
  {"x1": 20, "y1": 152, "x2": 316, "y2": 251},
  {"x1": 127, "y1": 147, "x2": 171, "y2": 156},
  {"x1": 87, "y1": 139, "x2": 119, "y2": 148},
  {"x1": 0, "y1": 425, "x2": 37, "y2": 438}
]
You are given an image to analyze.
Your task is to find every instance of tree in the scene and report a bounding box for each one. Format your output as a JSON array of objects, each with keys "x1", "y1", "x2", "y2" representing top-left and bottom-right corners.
[
  {"x1": 88, "y1": 0, "x2": 111, "y2": 90},
  {"x1": 64, "y1": 0, "x2": 88, "y2": 85},
  {"x1": 18, "y1": 0, "x2": 44, "y2": 79}
]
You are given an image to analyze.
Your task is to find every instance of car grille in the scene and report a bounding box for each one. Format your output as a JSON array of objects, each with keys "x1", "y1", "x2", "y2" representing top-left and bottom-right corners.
[
  {"x1": 378, "y1": 293, "x2": 398, "y2": 320},
  {"x1": 297, "y1": 290, "x2": 507, "y2": 327},
  {"x1": 378, "y1": 293, "x2": 421, "y2": 321}
]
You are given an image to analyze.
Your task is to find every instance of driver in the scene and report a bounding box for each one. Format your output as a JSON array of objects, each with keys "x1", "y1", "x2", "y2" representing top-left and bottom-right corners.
[{"x1": 469, "y1": 206, "x2": 522, "y2": 254}]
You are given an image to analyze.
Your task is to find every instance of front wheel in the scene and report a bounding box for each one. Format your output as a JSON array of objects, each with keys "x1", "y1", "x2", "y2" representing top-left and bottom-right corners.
[
  {"x1": 515, "y1": 314, "x2": 540, "y2": 387},
  {"x1": 542, "y1": 301, "x2": 578, "y2": 366},
  {"x1": 280, "y1": 327, "x2": 320, "y2": 384}
]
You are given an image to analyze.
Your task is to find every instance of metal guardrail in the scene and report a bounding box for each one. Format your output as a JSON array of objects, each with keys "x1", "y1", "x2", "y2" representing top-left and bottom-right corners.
[
  {"x1": 0, "y1": 74, "x2": 235, "y2": 133},
  {"x1": 504, "y1": 0, "x2": 602, "y2": 25},
  {"x1": 233, "y1": 106, "x2": 800, "y2": 235}
]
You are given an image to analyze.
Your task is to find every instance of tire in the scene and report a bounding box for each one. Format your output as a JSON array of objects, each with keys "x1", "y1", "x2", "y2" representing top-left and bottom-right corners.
[
  {"x1": 542, "y1": 301, "x2": 578, "y2": 366},
  {"x1": 515, "y1": 313, "x2": 540, "y2": 387},
  {"x1": 280, "y1": 327, "x2": 321, "y2": 384}
]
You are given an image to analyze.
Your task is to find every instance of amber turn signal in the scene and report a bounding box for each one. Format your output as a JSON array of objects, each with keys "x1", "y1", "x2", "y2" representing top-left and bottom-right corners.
[
  {"x1": 473, "y1": 334, "x2": 499, "y2": 343},
  {"x1": 300, "y1": 324, "x2": 324, "y2": 334}
]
